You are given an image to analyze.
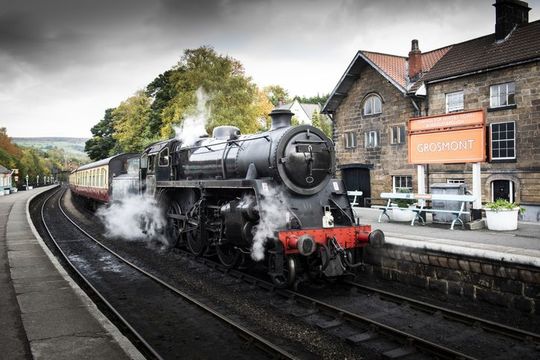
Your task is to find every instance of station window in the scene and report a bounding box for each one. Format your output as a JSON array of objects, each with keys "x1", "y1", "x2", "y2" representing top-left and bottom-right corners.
[
  {"x1": 490, "y1": 82, "x2": 515, "y2": 108},
  {"x1": 490, "y1": 122, "x2": 516, "y2": 160},
  {"x1": 393, "y1": 175, "x2": 412, "y2": 193},
  {"x1": 445, "y1": 91, "x2": 464, "y2": 113},
  {"x1": 364, "y1": 131, "x2": 379, "y2": 148},
  {"x1": 344, "y1": 132, "x2": 357, "y2": 149},
  {"x1": 363, "y1": 95, "x2": 382, "y2": 116},
  {"x1": 390, "y1": 126, "x2": 406, "y2": 144}
]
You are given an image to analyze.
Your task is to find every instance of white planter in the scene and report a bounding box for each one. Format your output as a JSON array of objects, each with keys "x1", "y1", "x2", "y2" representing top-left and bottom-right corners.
[
  {"x1": 484, "y1": 208, "x2": 519, "y2": 231},
  {"x1": 390, "y1": 205, "x2": 416, "y2": 222}
]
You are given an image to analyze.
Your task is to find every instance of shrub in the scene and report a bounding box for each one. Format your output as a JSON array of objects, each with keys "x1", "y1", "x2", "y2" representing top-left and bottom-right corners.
[{"x1": 485, "y1": 198, "x2": 525, "y2": 214}]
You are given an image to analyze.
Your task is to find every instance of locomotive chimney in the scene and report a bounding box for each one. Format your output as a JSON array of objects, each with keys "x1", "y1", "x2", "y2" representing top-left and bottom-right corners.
[
  {"x1": 269, "y1": 108, "x2": 293, "y2": 130},
  {"x1": 494, "y1": 0, "x2": 530, "y2": 41}
]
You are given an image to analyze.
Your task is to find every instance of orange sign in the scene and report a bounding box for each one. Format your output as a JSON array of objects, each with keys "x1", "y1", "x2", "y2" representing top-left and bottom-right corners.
[
  {"x1": 408, "y1": 110, "x2": 486, "y2": 164},
  {"x1": 409, "y1": 110, "x2": 484, "y2": 133}
]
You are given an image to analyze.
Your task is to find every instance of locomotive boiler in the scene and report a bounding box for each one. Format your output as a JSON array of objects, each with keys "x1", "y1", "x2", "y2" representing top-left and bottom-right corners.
[{"x1": 142, "y1": 109, "x2": 384, "y2": 287}]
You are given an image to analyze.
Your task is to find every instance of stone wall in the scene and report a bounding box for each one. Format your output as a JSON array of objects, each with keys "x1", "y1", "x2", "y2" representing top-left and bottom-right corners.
[
  {"x1": 365, "y1": 245, "x2": 540, "y2": 313},
  {"x1": 426, "y1": 61, "x2": 540, "y2": 206},
  {"x1": 333, "y1": 65, "x2": 418, "y2": 202}
]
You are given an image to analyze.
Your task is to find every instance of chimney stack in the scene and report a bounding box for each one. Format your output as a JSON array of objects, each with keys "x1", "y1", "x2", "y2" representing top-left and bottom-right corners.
[
  {"x1": 408, "y1": 39, "x2": 423, "y2": 81},
  {"x1": 493, "y1": 0, "x2": 530, "y2": 41}
]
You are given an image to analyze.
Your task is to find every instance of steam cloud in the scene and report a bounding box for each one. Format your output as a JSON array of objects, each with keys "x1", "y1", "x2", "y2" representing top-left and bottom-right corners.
[
  {"x1": 174, "y1": 87, "x2": 210, "y2": 146},
  {"x1": 249, "y1": 186, "x2": 290, "y2": 261},
  {"x1": 96, "y1": 193, "x2": 168, "y2": 247}
]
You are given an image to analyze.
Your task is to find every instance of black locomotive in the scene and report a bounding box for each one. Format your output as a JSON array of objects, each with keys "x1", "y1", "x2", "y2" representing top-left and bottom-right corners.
[{"x1": 140, "y1": 109, "x2": 383, "y2": 287}]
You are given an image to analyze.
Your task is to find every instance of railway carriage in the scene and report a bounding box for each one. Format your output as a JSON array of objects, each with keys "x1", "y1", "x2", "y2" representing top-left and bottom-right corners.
[{"x1": 69, "y1": 153, "x2": 139, "y2": 204}]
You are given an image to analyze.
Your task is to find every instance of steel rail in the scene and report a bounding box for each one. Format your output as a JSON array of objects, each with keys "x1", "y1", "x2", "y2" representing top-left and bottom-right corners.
[
  {"x1": 55, "y1": 189, "x2": 297, "y2": 360},
  {"x1": 39, "y1": 187, "x2": 164, "y2": 360},
  {"x1": 343, "y1": 279, "x2": 540, "y2": 343},
  {"x1": 182, "y1": 251, "x2": 478, "y2": 360}
]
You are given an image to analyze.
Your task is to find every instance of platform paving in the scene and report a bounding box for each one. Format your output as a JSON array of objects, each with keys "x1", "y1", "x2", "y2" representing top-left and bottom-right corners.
[
  {"x1": 0, "y1": 186, "x2": 142, "y2": 360},
  {"x1": 355, "y1": 207, "x2": 540, "y2": 267}
]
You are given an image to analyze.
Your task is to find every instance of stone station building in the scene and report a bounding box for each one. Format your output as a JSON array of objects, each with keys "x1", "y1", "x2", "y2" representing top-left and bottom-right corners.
[{"x1": 323, "y1": 0, "x2": 540, "y2": 222}]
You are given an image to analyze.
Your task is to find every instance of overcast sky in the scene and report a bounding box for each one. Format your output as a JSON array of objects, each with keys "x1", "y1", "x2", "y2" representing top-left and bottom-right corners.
[{"x1": 1, "y1": 0, "x2": 539, "y2": 138}]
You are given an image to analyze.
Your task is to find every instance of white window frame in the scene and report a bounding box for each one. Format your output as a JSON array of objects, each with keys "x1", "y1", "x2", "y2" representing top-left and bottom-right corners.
[
  {"x1": 344, "y1": 131, "x2": 357, "y2": 149},
  {"x1": 363, "y1": 95, "x2": 382, "y2": 116},
  {"x1": 491, "y1": 180, "x2": 514, "y2": 203},
  {"x1": 490, "y1": 82, "x2": 515, "y2": 108},
  {"x1": 364, "y1": 130, "x2": 379, "y2": 148},
  {"x1": 392, "y1": 175, "x2": 412, "y2": 193},
  {"x1": 445, "y1": 91, "x2": 464, "y2": 113},
  {"x1": 390, "y1": 125, "x2": 406, "y2": 144},
  {"x1": 490, "y1": 121, "x2": 516, "y2": 160},
  {"x1": 446, "y1": 179, "x2": 465, "y2": 184}
]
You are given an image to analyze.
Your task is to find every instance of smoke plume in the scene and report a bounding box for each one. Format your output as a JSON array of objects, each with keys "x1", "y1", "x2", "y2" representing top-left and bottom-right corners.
[
  {"x1": 174, "y1": 87, "x2": 210, "y2": 146},
  {"x1": 96, "y1": 193, "x2": 168, "y2": 247},
  {"x1": 249, "y1": 186, "x2": 290, "y2": 261}
]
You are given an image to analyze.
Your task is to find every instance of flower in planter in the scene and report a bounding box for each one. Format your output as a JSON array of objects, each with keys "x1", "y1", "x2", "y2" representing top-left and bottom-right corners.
[{"x1": 484, "y1": 198, "x2": 525, "y2": 214}]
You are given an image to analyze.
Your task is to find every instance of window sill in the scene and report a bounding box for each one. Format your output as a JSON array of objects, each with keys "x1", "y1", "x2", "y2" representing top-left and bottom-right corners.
[
  {"x1": 489, "y1": 158, "x2": 517, "y2": 163},
  {"x1": 362, "y1": 113, "x2": 382, "y2": 119},
  {"x1": 487, "y1": 104, "x2": 516, "y2": 112}
]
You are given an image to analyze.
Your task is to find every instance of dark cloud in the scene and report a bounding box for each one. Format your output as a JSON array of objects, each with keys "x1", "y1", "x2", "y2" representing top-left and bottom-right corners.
[{"x1": 1, "y1": 0, "x2": 539, "y2": 136}]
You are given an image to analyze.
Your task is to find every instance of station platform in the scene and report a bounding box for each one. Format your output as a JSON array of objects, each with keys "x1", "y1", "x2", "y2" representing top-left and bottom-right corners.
[
  {"x1": 0, "y1": 186, "x2": 141, "y2": 360},
  {"x1": 354, "y1": 207, "x2": 540, "y2": 268}
]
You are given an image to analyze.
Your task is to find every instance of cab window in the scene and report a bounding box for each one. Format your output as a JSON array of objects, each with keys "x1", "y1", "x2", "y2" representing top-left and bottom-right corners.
[{"x1": 159, "y1": 148, "x2": 169, "y2": 167}]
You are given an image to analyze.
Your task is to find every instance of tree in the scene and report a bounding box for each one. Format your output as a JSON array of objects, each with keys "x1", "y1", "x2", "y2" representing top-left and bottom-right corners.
[
  {"x1": 264, "y1": 85, "x2": 290, "y2": 106},
  {"x1": 311, "y1": 112, "x2": 332, "y2": 138},
  {"x1": 112, "y1": 91, "x2": 156, "y2": 153},
  {"x1": 295, "y1": 93, "x2": 330, "y2": 106},
  {"x1": 161, "y1": 46, "x2": 271, "y2": 138},
  {"x1": 85, "y1": 108, "x2": 117, "y2": 161},
  {"x1": 146, "y1": 70, "x2": 176, "y2": 136}
]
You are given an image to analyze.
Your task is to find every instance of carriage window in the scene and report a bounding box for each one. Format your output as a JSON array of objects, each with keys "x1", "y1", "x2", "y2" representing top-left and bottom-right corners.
[{"x1": 159, "y1": 148, "x2": 169, "y2": 167}]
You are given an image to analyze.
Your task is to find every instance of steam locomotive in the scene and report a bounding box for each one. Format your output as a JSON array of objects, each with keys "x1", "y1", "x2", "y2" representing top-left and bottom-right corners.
[{"x1": 71, "y1": 109, "x2": 384, "y2": 287}]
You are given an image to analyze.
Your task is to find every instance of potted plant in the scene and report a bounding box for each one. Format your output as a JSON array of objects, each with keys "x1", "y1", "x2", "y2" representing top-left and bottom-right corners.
[
  {"x1": 484, "y1": 199, "x2": 524, "y2": 231},
  {"x1": 390, "y1": 193, "x2": 417, "y2": 222}
]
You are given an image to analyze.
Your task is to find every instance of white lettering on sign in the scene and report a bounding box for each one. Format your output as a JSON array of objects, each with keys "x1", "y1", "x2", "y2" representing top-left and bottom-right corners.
[
  {"x1": 261, "y1": 182, "x2": 268, "y2": 193},
  {"x1": 416, "y1": 139, "x2": 475, "y2": 153},
  {"x1": 333, "y1": 181, "x2": 340, "y2": 191}
]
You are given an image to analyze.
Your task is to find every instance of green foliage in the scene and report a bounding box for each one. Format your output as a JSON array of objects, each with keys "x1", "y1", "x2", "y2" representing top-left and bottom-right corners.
[
  {"x1": 161, "y1": 46, "x2": 269, "y2": 137},
  {"x1": 264, "y1": 85, "x2": 290, "y2": 106},
  {"x1": 295, "y1": 93, "x2": 330, "y2": 106},
  {"x1": 112, "y1": 91, "x2": 158, "y2": 153},
  {"x1": 85, "y1": 108, "x2": 117, "y2": 161},
  {"x1": 0, "y1": 128, "x2": 75, "y2": 187},
  {"x1": 394, "y1": 189, "x2": 416, "y2": 208},
  {"x1": 311, "y1": 112, "x2": 332, "y2": 138},
  {"x1": 485, "y1": 198, "x2": 525, "y2": 214}
]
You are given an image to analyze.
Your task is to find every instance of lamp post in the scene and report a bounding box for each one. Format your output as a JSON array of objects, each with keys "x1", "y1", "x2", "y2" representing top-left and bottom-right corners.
[
  {"x1": 25, "y1": 175, "x2": 29, "y2": 190},
  {"x1": 37, "y1": 175, "x2": 40, "y2": 187}
]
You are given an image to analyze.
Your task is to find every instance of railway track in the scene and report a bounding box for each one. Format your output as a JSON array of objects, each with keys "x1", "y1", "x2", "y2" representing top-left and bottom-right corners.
[
  {"x1": 36, "y1": 187, "x2": 540, "y2": 359},
  {"x1": 341, "y1": 280, "x2": 540, "y2": 344},
  {"x1": 183, "y1": 250, "x2": 540, "y2": 360},
  {"x1": 36, "y1": 187, "x2": 297, "y2": 360}
]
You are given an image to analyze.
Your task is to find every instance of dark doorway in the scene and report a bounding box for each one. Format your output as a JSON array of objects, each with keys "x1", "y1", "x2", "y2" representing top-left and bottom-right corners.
[
  {"x1": 492, "y1": 180, "x2": 514, "y2": 202},
  {"x1": 342, "y1": 166, "x2": 371, "y2": 207}
]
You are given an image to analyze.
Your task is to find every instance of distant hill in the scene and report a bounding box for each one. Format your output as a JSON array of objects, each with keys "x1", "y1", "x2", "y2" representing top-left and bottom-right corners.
[{"x1": 12, "y1": 137, "x2": 89, "y2": 160}]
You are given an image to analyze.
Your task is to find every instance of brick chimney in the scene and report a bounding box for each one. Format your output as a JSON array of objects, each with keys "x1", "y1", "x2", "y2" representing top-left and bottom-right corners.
[
  {"x1": 408, "y1": 39, "x2": 422, "y2": 81},
  {"x1": 493, "y1": 0, "x2": 530, "y2": 41}
]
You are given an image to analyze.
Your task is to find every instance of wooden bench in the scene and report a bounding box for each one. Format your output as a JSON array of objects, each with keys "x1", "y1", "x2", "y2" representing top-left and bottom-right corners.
[
  {"x1": 347, "y1": 191, "x2": 363, "y2": 207},
  {"x1": 374, "y1": 192, "x2": 476, "y2": 230}
]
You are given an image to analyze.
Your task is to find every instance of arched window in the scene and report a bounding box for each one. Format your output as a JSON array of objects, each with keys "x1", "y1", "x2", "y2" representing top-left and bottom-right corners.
[{"x1": 363, "y1": 94, "x2": 382, "y2": 116}]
